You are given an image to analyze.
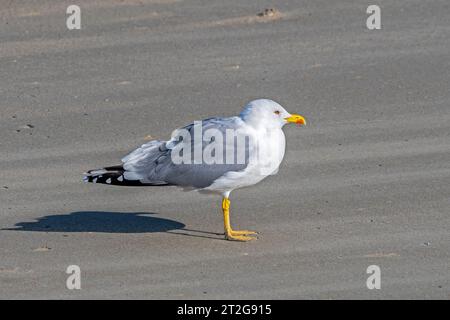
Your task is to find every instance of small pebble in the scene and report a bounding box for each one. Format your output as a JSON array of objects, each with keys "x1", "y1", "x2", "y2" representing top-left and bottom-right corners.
[
  {"x1": 258, "y1": 8, "x2": 277, "y2": 17},
  {"x1": 33, "y1": 246, "x2": 51, "y2": 252}
]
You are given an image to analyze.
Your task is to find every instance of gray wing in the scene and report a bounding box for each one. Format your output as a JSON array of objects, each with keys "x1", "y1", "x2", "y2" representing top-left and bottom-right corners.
[{"x1": 121, "y1": 117, "x2": 251, "y2": 188}]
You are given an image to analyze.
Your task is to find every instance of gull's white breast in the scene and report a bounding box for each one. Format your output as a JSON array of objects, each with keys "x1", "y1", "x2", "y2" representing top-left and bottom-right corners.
[{"x1": 204, "y1": 125, "x2": 286, "y2": 194}]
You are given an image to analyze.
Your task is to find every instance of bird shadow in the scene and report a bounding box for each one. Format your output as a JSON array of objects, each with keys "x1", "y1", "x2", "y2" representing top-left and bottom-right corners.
[{"x1": 2, "y1": 211, "x2": 224, "y2": 240}]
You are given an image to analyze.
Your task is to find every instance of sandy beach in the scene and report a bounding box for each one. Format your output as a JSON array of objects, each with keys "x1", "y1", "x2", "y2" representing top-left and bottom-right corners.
[{"x1": 0, "y1": 0, "x2": 449, "y2": 299}]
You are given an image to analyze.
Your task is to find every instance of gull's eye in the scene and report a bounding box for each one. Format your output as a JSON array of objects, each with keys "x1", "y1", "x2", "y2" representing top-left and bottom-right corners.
[{"x1": 274, "y1": 110, "x2": 281, "y2": 115}]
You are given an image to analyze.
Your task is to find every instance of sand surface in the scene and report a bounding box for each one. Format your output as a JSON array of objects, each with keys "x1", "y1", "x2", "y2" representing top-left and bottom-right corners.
[{"x1": 0, "y1": 0, "x2": 449, "y2": 299}]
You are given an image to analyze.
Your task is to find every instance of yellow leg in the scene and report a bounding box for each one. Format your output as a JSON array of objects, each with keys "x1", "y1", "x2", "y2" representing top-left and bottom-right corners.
[{"x1": 222, "y1": 197, "x2": 257, "y2": 241}]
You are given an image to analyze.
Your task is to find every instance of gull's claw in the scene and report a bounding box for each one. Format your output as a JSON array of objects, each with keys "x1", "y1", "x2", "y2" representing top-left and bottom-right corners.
[
  {"x1": 225, "y1": 233, "x2": 257, "y2": 242},
  {"x1": 230, "y1": 230, "x2": 258, "y2": 236}
]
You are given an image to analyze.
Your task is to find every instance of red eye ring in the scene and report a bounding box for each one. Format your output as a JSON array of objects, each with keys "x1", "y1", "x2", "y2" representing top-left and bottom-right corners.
[{"x1": 274, "y1": 110, "x2": 281, "y2": 115}]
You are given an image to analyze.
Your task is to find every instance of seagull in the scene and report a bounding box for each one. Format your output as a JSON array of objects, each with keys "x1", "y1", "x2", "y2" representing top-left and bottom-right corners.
[{"x1": 84, "y1": 99, "x2": 306, "y2": 241}]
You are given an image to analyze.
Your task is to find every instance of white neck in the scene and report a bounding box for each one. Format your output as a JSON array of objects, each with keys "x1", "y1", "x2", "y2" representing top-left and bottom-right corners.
[{"x1": 240, "y1": 113, "x2": 284, "y2": 130}]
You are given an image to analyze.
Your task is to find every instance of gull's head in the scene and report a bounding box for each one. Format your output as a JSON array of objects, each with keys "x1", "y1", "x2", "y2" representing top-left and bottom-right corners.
[{"x1": 239, "y1": 99, "x2": 306, "y2": 129}]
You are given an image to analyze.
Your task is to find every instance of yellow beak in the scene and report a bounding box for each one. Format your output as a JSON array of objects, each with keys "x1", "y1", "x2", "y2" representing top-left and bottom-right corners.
[{"x1": 285, "y1": 114, "x2": 306, "y2": 126}]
